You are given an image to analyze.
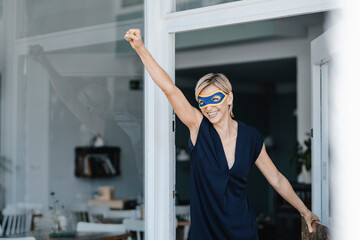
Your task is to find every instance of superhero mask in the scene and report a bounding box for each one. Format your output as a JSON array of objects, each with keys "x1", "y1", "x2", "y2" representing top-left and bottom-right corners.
[{"x1": 197, "y1": 90, "x2": 228, "y2": 109}]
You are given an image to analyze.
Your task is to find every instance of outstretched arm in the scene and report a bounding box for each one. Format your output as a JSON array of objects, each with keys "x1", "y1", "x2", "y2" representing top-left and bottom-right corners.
[
  {"x1": 255, "y1": 145, "x2": 320, "y2": 233},
  {"x1": 28, "y1": 45, "x2": 74, "y2": 103},
  {"x1": 124, "y1": 29, "x2": 202, "y2": 131},
  {"x1": 28, "y1": 45, "x2": 105, "y2": 134}
]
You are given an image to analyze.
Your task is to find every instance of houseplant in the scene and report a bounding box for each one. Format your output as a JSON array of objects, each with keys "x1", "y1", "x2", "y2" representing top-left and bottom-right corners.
[{"x1": 289, "y1": 137, "x2": 311, "y2": 184}]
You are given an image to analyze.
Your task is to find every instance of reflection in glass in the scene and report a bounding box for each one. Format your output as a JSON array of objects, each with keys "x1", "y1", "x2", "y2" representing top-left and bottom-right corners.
[
  {"x1": 26, "y1": 44, "x2": 144, "y2": 208},
  {"x1": 1, "y1": 0, "x2": 145, "y2": 232},
  {"x1": 16, "y1": 0, "x2": 143, "y2": 38}
]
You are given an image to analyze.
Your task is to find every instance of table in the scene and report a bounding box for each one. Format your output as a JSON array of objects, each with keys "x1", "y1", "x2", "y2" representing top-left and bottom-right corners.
[
  {"x1": 3, "y1": 231, "x2": 132, "y2": 240},
  {"x1": 88, "y1": 199, "x2": 137, "y2": 210}
]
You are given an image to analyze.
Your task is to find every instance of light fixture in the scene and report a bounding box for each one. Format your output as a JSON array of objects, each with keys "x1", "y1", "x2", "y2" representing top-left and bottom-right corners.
[{"x1": 177, "y1": 147, "x2": 190, "y2": 162}]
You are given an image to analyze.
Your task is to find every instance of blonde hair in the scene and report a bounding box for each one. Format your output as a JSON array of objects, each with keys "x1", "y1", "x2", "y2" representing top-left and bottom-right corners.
[{"x1": 195, "y1": 73, "x2": 234, "y2": 118}]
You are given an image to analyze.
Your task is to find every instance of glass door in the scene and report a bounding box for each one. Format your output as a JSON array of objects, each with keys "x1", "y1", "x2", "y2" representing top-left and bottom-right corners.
[
  {"x1": 2, "y1": 0, "x2": 145, "y2": 234},
  {"x1": 145, "y1": 0, "x2": 338, "y2": 239}
]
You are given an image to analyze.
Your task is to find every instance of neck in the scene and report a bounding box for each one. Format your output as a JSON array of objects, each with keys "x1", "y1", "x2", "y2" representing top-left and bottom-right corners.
[{"x1": 212, "y1": 115, "x2": 236, "y2": 137}]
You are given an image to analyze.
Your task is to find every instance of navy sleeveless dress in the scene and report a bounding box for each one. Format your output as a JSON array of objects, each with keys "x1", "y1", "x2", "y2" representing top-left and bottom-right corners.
[{"x1": 188, "y1": 117, "x2": 264, "y2": 240}]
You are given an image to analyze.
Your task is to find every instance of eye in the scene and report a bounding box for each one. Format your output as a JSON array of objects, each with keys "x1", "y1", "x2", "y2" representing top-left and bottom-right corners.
[
  {"x1": 211, "y1": 95, "x2": 221, "y2": 102},
  {"x1": 198, "y1": 100, "x2": 204, "y2": 105}
]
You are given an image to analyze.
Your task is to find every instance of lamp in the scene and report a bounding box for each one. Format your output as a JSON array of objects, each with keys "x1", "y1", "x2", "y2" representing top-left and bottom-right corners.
[{"x1": 177, "y1": 147, "x2": 190, "y2": 162}]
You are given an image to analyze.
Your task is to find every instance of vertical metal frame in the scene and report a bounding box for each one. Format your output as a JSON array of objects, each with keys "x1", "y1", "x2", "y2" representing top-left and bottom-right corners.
[
  {"x1": 312, "y1": 60, "x2": 330, "y2": 226},
  {"x1": 320, "y1": 62, "x2": 330, "y2": 226},
  {"x1": 312, "y1": 60, "x2": 322, "y2": 222},
  {"x1": 311, "y1": 27, "x2": 337, "y2": 227}
]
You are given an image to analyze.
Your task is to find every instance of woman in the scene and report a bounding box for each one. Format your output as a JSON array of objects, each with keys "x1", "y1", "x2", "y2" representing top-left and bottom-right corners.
[{"x1": 124, "y1": 29, "x2": 319, "y2": 239}]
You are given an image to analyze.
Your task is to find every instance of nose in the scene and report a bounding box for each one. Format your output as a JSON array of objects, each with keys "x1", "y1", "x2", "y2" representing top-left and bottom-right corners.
[{"x1": 205, "y1": 105, "x2": 215, "y2": 111}]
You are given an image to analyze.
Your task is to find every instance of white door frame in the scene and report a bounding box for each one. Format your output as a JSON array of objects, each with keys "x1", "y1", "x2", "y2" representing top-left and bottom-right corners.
[
  {"x1": 145, "y1": 0, "x2": 339, "y2": 238},
  {"x1": 311, "y1": 26, "x2": 337, "y2": 227}
]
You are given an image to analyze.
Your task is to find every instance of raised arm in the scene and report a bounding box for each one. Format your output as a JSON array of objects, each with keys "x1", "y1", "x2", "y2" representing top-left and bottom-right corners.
[
  {"x1": 124, "y1": 29, "x2": 202, "y2": 131},
  {"x1": 28, "y1": 45, "x2": 105, "y2": 134}
]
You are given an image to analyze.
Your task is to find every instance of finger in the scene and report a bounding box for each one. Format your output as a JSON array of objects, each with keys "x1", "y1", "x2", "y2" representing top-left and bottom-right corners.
[
  {"x1": 129, "y1": 29, "x2": 140, "y2": 34},
  {"x1": 124, "y1": 35, "x2": 133, "y2": 42},
  {"x1": 127, "y1": 33, "x2": 139, "y2": 41},
  {"x1": 124, "y1": 33, "x2": 136, "y2": 40},
  {"x1": 308, "y1": 224, "x2": 313, "y2": 233},
  {"x1": 129, "y1": 29, "x2": 140, "y2": 36}
]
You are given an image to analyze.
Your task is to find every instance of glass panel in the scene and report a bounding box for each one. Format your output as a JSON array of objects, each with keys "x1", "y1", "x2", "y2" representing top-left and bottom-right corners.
[
  {"x1": 1, "y1": 0, "x2": 145, "y2": 234},
  {"x1": 16, "y1": 0, "x2": 143, "y2": 38},
  {"x1": 176, "y1": 0, "x2": 241, "y2": 12}
]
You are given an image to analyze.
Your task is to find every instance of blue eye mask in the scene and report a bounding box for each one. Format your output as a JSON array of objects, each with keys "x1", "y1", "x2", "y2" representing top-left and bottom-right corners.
[{"x1": 197, "y1": 90, "x2": 228, "y2": 109}]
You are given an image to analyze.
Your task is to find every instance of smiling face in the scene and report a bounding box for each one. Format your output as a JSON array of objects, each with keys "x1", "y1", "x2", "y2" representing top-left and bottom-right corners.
[{"x1": 197, "y1": 84, "x2": 233, "y2": 124}]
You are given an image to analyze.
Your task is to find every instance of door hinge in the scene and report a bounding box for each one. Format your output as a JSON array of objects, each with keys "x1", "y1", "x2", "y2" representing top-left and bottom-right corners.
[
  {"x1": 311, "y1": 128, "x2": 313, "y2": 138},
  {"x1": 172, "y1": 120, "x2": 175, "y2": 132},
  {"x1": 173, "y1": 190, "x2": 175, "y2": 199}
]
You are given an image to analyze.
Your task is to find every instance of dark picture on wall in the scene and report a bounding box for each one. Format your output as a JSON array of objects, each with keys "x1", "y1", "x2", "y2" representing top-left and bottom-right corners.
[{"x1": 75, "y1": 147, "x2": 121, "y2": 178}]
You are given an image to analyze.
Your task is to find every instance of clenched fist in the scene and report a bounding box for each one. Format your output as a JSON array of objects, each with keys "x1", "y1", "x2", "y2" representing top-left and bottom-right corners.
[
  {"x1": 28, "y1": 44, "x2": 45, "y2": 62},
  {"x1": 124, "y1": 29, "x2": 144, "y2": 50}
]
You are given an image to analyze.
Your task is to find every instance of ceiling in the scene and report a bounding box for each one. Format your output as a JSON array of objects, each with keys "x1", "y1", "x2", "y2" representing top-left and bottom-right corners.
[
  {"x1": 176, "y1": 58, "x2": 297, "y2": 87},
  {"x1": 50, "y1": 12, "x2": 325, "y2": 55}
]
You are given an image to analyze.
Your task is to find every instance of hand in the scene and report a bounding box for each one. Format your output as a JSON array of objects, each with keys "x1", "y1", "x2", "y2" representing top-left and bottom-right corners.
[
  {"x1": 28, "y1": 45, "x2": 45, "y2": 62},
  {"x1": 303, "y1": 210, "x2": 320, "y2": 233},
  {"x1": 124, "y1": 29, "x2": 144, "y2": 50}
]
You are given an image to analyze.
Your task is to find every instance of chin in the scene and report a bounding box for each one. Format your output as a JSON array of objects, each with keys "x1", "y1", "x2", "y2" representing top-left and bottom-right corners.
[{"x1": 204, "y1": 114, "x2": 222, "y2": 124}]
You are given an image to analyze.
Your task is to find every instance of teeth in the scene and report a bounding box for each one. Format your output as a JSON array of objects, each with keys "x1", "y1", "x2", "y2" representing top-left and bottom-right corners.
[{"x1": 209, "y1": 112, "x2": 218, "y2": 116}]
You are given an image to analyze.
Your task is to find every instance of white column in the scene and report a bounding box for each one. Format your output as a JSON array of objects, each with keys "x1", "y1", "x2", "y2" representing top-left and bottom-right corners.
[{"x1": 144, "y1": 0, "x2": 176, "y2": 239}]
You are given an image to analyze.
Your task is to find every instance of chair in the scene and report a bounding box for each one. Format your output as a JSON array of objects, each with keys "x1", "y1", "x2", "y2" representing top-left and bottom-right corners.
[
  {"x1": 17, "y1": 203, "x2": 42, "y2": 214},
  {"x1": 88, "y1": 205, "x2": 110, "y2": 223},
  {"x1": 76, "y1": 222, "x2": 126, "y2": 233},
  {"x1": 176, "y1": 205, "x2": 191, "y2": 240},
  {"x1": 176, "y1": 205, "x2": 190, "y2": 216},
  {"x1": 17, "y1": 202, "x2": 43, "y2": 231},
  {"x1": 0, "y1": 207, "x2": 32, "y2": 236},
  {"x1": 123, "y1": 219, "x2": 144, "y2": 240},
  {"x1": 104, "y1": 209, "x2": 139, "y2": 221},
  {"x1": 71, "y1": 203, "x2": 89, "y2": 224}
]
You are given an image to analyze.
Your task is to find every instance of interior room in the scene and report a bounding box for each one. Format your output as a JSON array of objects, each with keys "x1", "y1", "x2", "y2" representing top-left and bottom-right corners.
[
  {"x1": 0, "y1": 0, "x2": 339, "y2": 239},
  {"x1": 174, "y1": 12, "x2": 330, "y2": 240},
  {"x1": 0, "y1": 0, "x2": 146, "y2": 239}
]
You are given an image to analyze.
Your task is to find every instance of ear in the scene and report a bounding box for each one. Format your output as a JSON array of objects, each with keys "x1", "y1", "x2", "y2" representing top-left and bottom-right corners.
[{"x1": 227, "y1": 92, "x2": 233, "y2": 105}]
